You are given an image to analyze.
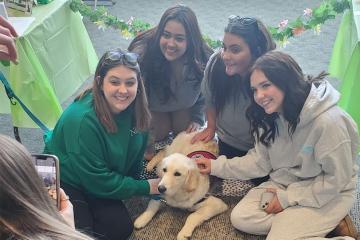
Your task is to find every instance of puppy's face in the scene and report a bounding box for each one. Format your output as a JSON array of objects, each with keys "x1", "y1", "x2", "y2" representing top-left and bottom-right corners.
[{"x1": 157, "y1": 153, "x2": 198, "y2": 197}]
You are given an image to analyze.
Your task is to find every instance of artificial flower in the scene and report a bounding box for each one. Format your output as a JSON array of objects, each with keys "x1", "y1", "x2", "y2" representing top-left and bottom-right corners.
[
  {"x1": 278, "y1": 19, "x2": 289, "y2": 30},
  {"x1": 292, "y1": 26, "x2": 305, "y2": 36},
  {"x1": 303, "y1": 8, "x2": 313, "y2": 16},
  {"x1": 126, "y1": 16, "x2": 134, "y2": 26}
]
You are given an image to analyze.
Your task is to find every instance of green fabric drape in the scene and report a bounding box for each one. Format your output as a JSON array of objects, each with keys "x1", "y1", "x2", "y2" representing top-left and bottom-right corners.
[
  {"x1": 0, "y1": 0, "x2": 98, "y2": 128},
  {"x1": 329, "y1": 0, "x2": 360, "y2": 137}
]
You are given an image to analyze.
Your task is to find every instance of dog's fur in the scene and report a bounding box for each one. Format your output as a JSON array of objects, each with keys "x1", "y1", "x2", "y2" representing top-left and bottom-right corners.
[
  {"x1": 146, "y1": 131, "x2": 219, "y2": 171},
  {"x1": 134, "y1": 132, "x2": 228, "y2": 240}
]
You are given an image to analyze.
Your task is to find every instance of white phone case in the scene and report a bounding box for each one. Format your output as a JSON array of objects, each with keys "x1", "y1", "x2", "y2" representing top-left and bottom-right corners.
[{"x1": 260, "y1": 192, "x2": 274, "y2": 210}]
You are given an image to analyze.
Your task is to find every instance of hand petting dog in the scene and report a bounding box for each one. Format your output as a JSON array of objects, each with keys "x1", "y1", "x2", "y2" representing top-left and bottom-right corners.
[{"x1": 195, "y1": 157, "x2": 211, "y2": 174}]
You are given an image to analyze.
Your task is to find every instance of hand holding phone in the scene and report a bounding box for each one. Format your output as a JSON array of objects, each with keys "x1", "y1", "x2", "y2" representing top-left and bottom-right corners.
[
  {"x1": 59, "y1": 188, "x2": 75, "y2": 228},
  {"x1": 32, "y1": 154, "x2": 60, "y2": 209},
  {"x1": 260, "y1": 191, "x2": 275, "y2": 210}
]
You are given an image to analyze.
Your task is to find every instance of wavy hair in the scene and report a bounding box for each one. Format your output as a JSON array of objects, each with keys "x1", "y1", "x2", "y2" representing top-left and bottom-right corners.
[
  {"x1": 208, "y1": 17, "x2": 276, "y2": 115},
  {"x1": 0, "y1": 134, "x2": 92, "y2": 240},
  {"x1": 246, "y1": 51, "x2": 327, "y2": 146},
  {"x1": 128, "y1": 4, "x2": 213, "y2": 103}
]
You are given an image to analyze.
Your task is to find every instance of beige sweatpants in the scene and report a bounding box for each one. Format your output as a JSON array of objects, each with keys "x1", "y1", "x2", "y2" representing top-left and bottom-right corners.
[{"x1": 230, "y1": 181, "x2": 355, "y2": 240}]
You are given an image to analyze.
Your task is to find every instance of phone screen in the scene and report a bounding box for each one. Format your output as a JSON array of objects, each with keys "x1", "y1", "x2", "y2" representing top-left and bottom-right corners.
[{"x1": 31, "y1": 154, "x2": 60, "y2": 209}]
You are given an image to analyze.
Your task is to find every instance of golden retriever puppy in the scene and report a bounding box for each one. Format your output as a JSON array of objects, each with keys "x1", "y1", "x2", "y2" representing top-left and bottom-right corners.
[{"x1": 134, "y1": 132, "x2": 228, "y2": 240}]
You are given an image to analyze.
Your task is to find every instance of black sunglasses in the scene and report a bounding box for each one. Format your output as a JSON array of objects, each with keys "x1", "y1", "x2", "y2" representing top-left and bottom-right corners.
[
  {"x1": 228, "y1": 15, "x2": 257, "y2": 27},
  {"x1": 104, "y1": 49, "x2": 139, "y2": 66}
]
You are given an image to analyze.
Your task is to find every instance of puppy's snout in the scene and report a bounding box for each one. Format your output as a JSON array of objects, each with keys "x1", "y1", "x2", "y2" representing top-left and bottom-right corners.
[{"x1": 158, "y1": 185, "x2": 167, "y2": 193}]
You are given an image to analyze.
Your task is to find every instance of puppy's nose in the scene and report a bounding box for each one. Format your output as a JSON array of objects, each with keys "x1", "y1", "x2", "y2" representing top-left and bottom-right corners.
[{"x1": 158, "y1": 185, "x2": 167, "y2": 193}]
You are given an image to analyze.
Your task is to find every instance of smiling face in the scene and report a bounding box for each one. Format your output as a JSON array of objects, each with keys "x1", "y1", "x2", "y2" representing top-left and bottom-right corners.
[
  {"x1": 250, "y1": 69, "x2": 285, "y2": 114},
  {"x1": 221, "y1": 32, "x2": 253, "y2": 77},
  {"x1": 102, "y1": 65, "x2": 138, "y2": 114},
  {"x1": 159, "y1": 20, "x2": 187, "y2": 61}
]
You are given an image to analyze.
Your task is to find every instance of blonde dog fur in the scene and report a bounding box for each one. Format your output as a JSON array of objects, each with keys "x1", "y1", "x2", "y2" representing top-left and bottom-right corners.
[
  {"x1": 134, "y1": 132, "x2": 228, "y2": 240},
  {"x1": 146, "y1": 131, "x2": 219, "y2": 171}
]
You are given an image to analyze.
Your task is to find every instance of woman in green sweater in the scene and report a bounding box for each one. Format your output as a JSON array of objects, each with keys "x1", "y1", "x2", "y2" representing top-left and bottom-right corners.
[{"x1": 44, "y1": 48, "x2": 160, "y2": 240}]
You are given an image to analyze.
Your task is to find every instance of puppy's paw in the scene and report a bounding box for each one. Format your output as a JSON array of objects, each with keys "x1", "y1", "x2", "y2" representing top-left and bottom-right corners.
[
  {"x1": 134, "y1": 199, "x2": 161, "y2": 229},
  {"x1": 134, "y1": 212, "x2": 153, "y2": 229},
  {"x1": 146, "y1": 161, "x2": 156, "y2": 171},
  {"x1": 177, "y1": 230, "x2": 191, "y2": 240}
]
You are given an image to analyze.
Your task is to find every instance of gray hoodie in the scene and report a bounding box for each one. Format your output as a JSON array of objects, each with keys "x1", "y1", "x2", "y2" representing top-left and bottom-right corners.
[{"x1": 211, "y1": 80, "x2": 359, "y2": 209}]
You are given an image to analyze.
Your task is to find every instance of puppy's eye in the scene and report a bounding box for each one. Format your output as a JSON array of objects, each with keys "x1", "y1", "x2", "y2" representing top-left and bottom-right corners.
[
  {"x1": 174, "y1": 172, "x2": 181, "y2": 176},
  {"x1": 163, "y1": 168, "x2": 167, "y2": 173}
]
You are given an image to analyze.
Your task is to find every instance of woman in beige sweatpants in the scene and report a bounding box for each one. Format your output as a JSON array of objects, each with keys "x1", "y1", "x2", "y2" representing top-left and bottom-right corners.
[
  {"x1": 196, "y1": 52, "x2": 359, "y2": 239},
  {"x1": 231, "y1": 182, "x2": 355, "y2": 240}
]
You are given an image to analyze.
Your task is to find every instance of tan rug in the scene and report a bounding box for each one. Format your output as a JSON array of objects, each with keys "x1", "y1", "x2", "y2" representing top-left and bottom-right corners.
[
  {"x1": 126, "y1": 196, "x2": 264, "y2": 240},
  {"x1": 127, "y1": 164, "x2": 360, "y2": 240}
]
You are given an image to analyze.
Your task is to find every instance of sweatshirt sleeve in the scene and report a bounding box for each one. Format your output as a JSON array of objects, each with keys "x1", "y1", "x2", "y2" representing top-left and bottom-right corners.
[
  {"x1": 128, "y1": 133, "x2": 149, "y2": 179},
  {"x1": 201, "y1": 51, "x2": 218, "y2": 108},
  {"x1": 211, "y1": 142, "x2": 272, "y2": 179},
  {"x1": 276, "y1": 139, "x2": 357, "y2": 209},
  {"x1": 69, "y1": 121, "x2": 150, "y2": 200}
]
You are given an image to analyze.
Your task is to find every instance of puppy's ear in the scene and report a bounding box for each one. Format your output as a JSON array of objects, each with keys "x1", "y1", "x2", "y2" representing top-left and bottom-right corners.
[
  {"x1": 184, "y1": 169, "x2": 199, "y2": 192},
  {"x1": 147, "y1": 150, "x2": 166, "y2": 171}
]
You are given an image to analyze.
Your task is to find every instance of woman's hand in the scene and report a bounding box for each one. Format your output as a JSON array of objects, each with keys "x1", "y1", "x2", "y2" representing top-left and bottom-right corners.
[
  {"x1": 186, "y1": 122, "x2": 201, "y2": 133},
  {"x1": 147, "y1": 178, "x2": 161, "y2": 195},
  {"x1": 190, "y1": 127, "x2": 215, "y2": 144},
  {"x1": 264, "y1": 188, "x2": 283, "y2": 214},
  {"x1": 195, "y1": 158, "x2": 211, "y2": 174},
  {"x1": 59, "y1": 188, "x2": 75, "y2": 228},
  {"x1": 0, "y1": 16, "x2": 18, "y2": 63}
]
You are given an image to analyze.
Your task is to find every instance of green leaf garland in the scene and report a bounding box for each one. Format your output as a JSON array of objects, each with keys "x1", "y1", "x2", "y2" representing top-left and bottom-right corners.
[{"x1": 70, "y1": 0, "x2": 351, "y2": 48}]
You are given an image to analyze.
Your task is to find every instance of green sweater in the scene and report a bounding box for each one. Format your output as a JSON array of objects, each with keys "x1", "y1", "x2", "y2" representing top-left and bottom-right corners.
[{"x1": 44, "y1": 92, "x2": 149, "y2": 199}]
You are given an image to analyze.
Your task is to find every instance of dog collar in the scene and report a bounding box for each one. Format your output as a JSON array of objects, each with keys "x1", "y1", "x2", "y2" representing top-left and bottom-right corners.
[{"x1": 187, "y1": 151, "x2": 216, "y2": 160}]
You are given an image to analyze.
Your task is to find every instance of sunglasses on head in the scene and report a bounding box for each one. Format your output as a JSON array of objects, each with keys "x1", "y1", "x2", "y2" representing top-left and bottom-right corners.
[
  {"x1": 104, "y1": 49, "x2": 139, "y2": 66},
  {"x1": 228, "y1": 15, "x2": 257, "y2": 26}
]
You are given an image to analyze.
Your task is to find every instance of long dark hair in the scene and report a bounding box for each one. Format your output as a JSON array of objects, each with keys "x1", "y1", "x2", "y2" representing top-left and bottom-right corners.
[
  {"x1": 128, "y1": 4, "x2": 213, "y2": 103},
  {"x1": 208, "y1": 17, "x2": 276, "y2": 115},
  {"x1": 77, "y1": 48, "x2": 151, "y2": 133},
  {"x1": 246, "y1": 51, "x2": 327, "y2": 146}
]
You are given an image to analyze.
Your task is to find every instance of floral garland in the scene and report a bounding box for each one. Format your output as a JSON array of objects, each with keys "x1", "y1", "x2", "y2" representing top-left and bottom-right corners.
[
  {"x1": 269, "y1": 0, "x2": 351, "y2": 46},
  {"x1": 70, "y1": 0, "x2": 351, "y2": 48}
]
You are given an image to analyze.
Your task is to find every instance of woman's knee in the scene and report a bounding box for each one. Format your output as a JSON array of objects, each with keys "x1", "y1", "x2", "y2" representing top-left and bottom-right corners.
[
  {"x1": 230, "y1": 204, "x2": 250, "y2": 232},
  {"x1": 230, "y1": 201, "x2": 268, "y2": 235}
]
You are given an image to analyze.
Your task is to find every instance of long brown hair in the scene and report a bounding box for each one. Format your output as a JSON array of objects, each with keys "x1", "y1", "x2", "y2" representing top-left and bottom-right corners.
[
  {"x1": 128, "y1": 4, "x2": 213, "y2": 103},
  {"x1": 0, "y1": 134, "x2": 92, "y2": 240},
  {"x1": 77, "y1": 48, "x2": 151, "y2": 133},
  {"x1": 246, "y1": 51, "x2": 326, "y2": 146}
]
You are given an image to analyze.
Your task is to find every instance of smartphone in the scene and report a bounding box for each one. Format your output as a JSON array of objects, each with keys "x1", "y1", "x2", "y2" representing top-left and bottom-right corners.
[{"x1": 31, "y1": 154, "x2": 60, "y2": 209}]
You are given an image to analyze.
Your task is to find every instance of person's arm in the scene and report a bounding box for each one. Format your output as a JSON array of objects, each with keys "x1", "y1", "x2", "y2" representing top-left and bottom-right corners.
[
  {"x1": 275, "y1": 139, "x2": 357, "y2": 210},
  {"x1": 191, "y1": 52, "x2": 219, "y2": 142},
  {"x1": 186, "y1": 93, "x2": 205, "y2": 132},
  {"x1": 210, "y1": 143, "x2": 272, "y2": 180},
  {"x1": 128, "y1": 133, "x2": 148, "y2": 179},
  {"x1": 59, "y1": 188, "x2": 75, "y2": 228},
  {"x1": 191, "y1": 107, "x2": 216, "y2": 143},
  {"x1": 69, "y1": 121, "x2": 151, "y2": 199}
]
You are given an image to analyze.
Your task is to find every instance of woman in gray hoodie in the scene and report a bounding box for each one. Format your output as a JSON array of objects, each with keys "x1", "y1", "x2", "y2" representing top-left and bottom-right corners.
[{"x1": 196, "y1": 51, "x2": 359, "y2": 239}]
